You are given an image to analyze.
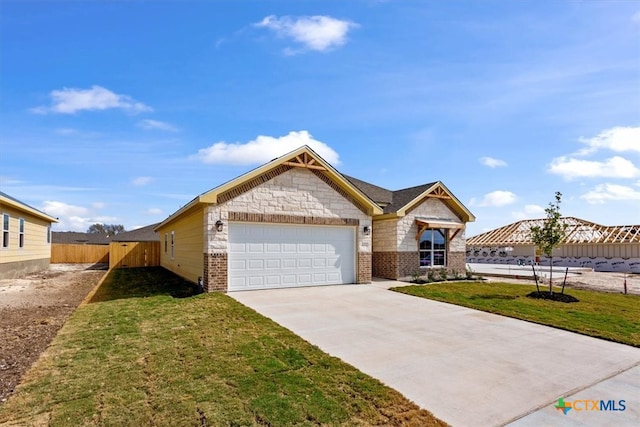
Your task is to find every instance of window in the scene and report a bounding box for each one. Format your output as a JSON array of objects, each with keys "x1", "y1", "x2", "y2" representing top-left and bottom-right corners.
[
  {"x1": 47, "y1": 226, "x2": 51, "y2": 243},
  {"x1": 19, "y1": 218, "x2": 25, "y2": 248},
  {"x1": 171, "y1": 231, "x2": 175, "y2": 259},
  {"x1": 419, "y1": 228, "x2": 446, "y2": 267},
  {"x1": 164, "y1": 233, "x2": 168, "y2": 253},
  {"x1": 2, "y1": 214, "x2": 9, "y2": 248}
]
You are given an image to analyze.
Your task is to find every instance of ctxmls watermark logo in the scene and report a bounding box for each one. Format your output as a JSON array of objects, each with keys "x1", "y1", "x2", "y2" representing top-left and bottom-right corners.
[{"x1": 555, "y1": 398, "x2": 626, "y2": 415}]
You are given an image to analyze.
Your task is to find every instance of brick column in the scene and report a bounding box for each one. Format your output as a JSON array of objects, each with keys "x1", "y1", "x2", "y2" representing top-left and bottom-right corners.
[
  {"x1": 356, "y1": 252, "x2": 372, "y2": 283},
  {"x1": 203, "y1": 253, "x2": 228, "y2": 292}
]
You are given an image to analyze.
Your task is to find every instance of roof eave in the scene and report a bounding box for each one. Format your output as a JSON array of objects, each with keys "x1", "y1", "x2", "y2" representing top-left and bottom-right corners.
[
  {"x1": 0, "y1": 194, "x2": 58, "y2": 223},
  {"x1": 395, "y1": 181, "x2": 475, "y2": 223}
]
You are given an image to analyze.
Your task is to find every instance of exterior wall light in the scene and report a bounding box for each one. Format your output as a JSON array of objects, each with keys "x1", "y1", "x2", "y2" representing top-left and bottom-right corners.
[
  {"x1": 215, "y1": 220, "x2": 224, "y2": 232},
  {"x1": 363, "y1": 225, "x2": 371, "y2": 235}
]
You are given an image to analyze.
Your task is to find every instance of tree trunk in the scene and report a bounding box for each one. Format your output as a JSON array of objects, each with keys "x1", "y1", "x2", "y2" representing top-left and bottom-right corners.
[{"x1": 549, "y1": 256, "x2": 553, "y2": 295}]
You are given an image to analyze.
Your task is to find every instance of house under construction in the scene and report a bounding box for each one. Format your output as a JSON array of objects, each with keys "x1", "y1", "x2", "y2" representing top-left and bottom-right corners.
[{"x1": 466, "y1": 217, "x2": 640, "y2": 273}]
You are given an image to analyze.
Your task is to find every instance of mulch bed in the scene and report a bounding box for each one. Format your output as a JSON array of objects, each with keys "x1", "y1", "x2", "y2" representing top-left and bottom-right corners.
[{"x1": 525, "y1": 290, "x2": 580, "y2": 303}]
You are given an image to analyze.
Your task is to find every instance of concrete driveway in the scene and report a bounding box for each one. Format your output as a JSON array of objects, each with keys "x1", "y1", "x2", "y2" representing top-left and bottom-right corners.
[{"x1": 230, "y1": 282, "x2": 640, "y2": 427}]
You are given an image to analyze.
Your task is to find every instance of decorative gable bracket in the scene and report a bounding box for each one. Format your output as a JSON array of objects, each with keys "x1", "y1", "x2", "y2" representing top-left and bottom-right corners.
[{"x1": 283, "y1": 152, "x2": 327, "y2": 171}]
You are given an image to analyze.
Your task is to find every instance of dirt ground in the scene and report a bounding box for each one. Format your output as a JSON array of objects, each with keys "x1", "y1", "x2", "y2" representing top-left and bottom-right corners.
[
  {"x1": 0, "y1": 264, "x2": 106, "y2": 403},
  {"x1": 484, "y1": 270, "x2": 640, "y2": 295}
]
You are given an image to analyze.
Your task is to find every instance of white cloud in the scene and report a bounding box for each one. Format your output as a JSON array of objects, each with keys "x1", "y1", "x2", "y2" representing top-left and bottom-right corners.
[
  {"x1": 633, "y1": 11, "x2": 640, "y2": 23},
  {"x1": 479, "y1": 156, "x2": 507, "y2": 168},
  {"x1": 576, "y1": 126, "x2": 640, "y2": 156},
  {"x1": 132, "y1": 176, "x2": 153, "y2": 186},
  {"x1": 469, "y1": 190, "x2": 517, "y2": 207},
  {"x1": 194, "y1": 130, "x2": 340, "y2": 165},
  {"x1": 146, "y1": 208, "x2": 163, "y2": 215},
  {"x1": 137, "y1": 119, "x2": 178, "y2": 132},
  {"x1": 42, "y1": 200, "x2": 118, "y2": 231},
  {"x1": 511, "y1": 204, "x2": 545, "y2": 220},
  {"x1": 31, "y1": 85, "x2": 152, "y2": 114},
  {"x1": 549, "y1": 156, "x2": 640, "y2": 180},
  {"x1": 255, "y1": 15, "x2": 358, "y2": 53},
  {"x1": 581, "y1": 183, "x2": 640, "y2": 204}
]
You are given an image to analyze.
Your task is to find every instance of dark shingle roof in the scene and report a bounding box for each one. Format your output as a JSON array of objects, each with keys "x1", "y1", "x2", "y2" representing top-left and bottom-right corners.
[
  {"x1": 382, "y1": 182, "x2": 437, "y2": 214},
  {"x1": 111, "y1": 223, "x2": 160, "y2": 242},
  {"x1": 342, "y1": 175, "x2": 436, "y2": 214},
  {"x1": 342, "y1": 175, "x2": 393, "y2": 205},
  {"x1": 52, "y1": 232, "x2": 111, "y2": 245}
]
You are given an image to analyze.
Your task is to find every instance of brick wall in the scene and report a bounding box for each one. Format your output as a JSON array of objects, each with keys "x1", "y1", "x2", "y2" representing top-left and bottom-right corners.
[
  {"x1": 373, "y1": 251, "x2": 398, "y2": 279},
  {"x1": 203, "y1": 253, "x2": 227, "y2": 292},
  {"x1": 357, "y1": 252, "x2": 372, "y2": 283},
  {"x1": 447, "y1": 251, "x2": 466, "y2": 275},
  {"x1": 397, "y1": 251, "x2": 420, "y2": 278}
]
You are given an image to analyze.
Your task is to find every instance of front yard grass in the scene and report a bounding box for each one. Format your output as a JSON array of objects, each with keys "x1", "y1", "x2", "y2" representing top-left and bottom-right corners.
[
  {"x1": 393, "y1": 282, "x2": 639, "y2": 347},
  {"x1": 0, "y1": 267, "x2": 445, "y2": 426}
]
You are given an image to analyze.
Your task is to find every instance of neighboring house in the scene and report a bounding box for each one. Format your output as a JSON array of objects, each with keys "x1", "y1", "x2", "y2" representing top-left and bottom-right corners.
[
  {"x1": 156, "y1": 146, "x2": 475, "y2": 292},
  {"x1": 0, "y1": 191, "x2": 58, "y2": 279},
  {"x1": 52, "y1": 231, "x2": 112, "y2": 245},
  {"x1": 110, "y1": 223, "x2": 160, "y2": 243},
  {"x1": 467, "y1": 217, "x2": 640, "y2": 273}
]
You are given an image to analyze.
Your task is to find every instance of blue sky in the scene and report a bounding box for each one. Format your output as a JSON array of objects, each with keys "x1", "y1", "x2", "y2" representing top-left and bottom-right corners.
[{"x1": 1, "y1": 0, "x2": 639, "y2": 237}]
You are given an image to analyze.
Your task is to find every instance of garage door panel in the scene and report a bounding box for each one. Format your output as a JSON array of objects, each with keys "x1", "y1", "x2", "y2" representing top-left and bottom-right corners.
[
  {"x1": 248, "y1": 243, "x2": 264, "y2": 253},
  {"x1": 228, "y1": 223, "x2": 355, "y2": 291},
  {"x1": 282, "y1": 259, "x2": 296, "y2": 269},
  {"x1": 266, "y1": 259, "x2": 281, "y2": 269},
  {"x1": 247, "y1": 259, "x2": 264, "y2": 270}
]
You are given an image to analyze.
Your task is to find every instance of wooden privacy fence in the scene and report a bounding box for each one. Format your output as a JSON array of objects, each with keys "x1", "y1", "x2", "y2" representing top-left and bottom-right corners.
[
  {"x1": 109, "y1": 241, "x2": 161, "y2": 269},
  {"x1": 52, "y1": 244, "x2": 110, "y2": 264}
]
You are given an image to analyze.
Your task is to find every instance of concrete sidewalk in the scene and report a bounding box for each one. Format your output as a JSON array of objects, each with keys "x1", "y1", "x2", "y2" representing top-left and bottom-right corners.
[{"x1": 230, "y1": 283, "x2": 640, "y2": 427}]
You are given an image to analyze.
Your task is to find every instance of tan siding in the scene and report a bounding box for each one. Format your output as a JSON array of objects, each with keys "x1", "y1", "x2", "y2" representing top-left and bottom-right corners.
[
  {"x1": 157, "y1": 206, "x2": 204, "y2": 283},
  {"x1": 0, "y1": 205, "x2": 52, "y2": 264}
]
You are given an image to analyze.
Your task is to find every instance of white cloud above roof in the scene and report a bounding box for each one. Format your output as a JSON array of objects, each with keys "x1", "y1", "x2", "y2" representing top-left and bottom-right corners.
[
  {"x1": 469, "y1": 190, "x2": 517, "y2": 207},
  {"x1": 194, "y1": 130, "x2": 340, "y2": 165},
  {"x1": 131, "y1": 176, "x2": 153, "y2": 186},
  {"x1": 581, "y1": 183, "x2": 640, "y2": 204},
  {"x1": 576, "y1": 126, "x2": 640, "y2": 155},
  {"x1": 255, "y1": 15, "x2": 358, "y2": 53},
  {"x1": 31, "y1": 85, "x2": 152, "y2": 114},
  {"x1": 39, "y1": 200, "x2": 121, "y2": 231},
  {"x1": 479, "y1": 156, "x2": 507, "y2": 168},
  {"x1": 512, "y1": 204, "x2": 545, "y2": 220},
  {"x1": 549, "y1": 156, "x2": 640, "y2": 180},
  {"x1": 137, "y1": 119, "x2": 178, "y2": 132}
]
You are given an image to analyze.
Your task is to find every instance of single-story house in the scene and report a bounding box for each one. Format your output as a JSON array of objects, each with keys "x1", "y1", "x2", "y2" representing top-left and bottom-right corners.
[
  {"x1": 0, "y1": 191, "x2": 58, "y2": 279},
  {"x1": 52, "y1": 231, "x2": 112, "y2": 245},
  {"x1": 155, "y1": 145, "x2": 475, "y2": 292},
  {"x1": 466, "y1": 217, "x2": 640, "y2": 273},
  {"x1": 110, "y1": 223, "x2": 160, "y2": 243}
]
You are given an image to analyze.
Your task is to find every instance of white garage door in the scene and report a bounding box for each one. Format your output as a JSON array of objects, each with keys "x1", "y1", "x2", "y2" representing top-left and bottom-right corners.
[{"x1": 228, "y1": 223, "x2": 355, "y2": 291}]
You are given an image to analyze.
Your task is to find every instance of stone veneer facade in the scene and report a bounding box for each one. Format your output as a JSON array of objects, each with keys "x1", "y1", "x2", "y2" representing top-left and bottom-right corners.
[
  {"x1": 372, "y1": 198, "x2": 467, "y2": 279},
  {"x1": 203, "y1": 167, "x2": 372, "y2": 292}
]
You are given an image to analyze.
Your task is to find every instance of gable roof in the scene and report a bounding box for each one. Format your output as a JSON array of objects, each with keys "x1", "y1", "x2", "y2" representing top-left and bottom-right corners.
[
  {"x1": 0, "y1": 191, "x2": 58, "y2": 223},
  {"x1": 467, "y1": 217, "x2": 640, "y2": 246},
  {"x1": 156, "y1": 145, "x2": 384, "y2": 230},
  {"x1": 344, "y1": 177, "x2": 475, "y2": 222},
  {"x1": 111, "y1": 223, "x2": 160, "y2": 242}
]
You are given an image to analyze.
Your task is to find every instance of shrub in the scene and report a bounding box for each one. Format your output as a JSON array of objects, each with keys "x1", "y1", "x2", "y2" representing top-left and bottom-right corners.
[{"x1": 427, "y1": 269, "x2": 436, "y2": 282}]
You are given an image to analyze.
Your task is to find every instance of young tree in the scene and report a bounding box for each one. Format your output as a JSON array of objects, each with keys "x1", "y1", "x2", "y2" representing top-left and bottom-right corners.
[
  {"x1": 530, "y1": 192, "x2": 568, "y2": 295},
  {"x1": 87, "y1": 223, "x2": 125, "y2": 235}
]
